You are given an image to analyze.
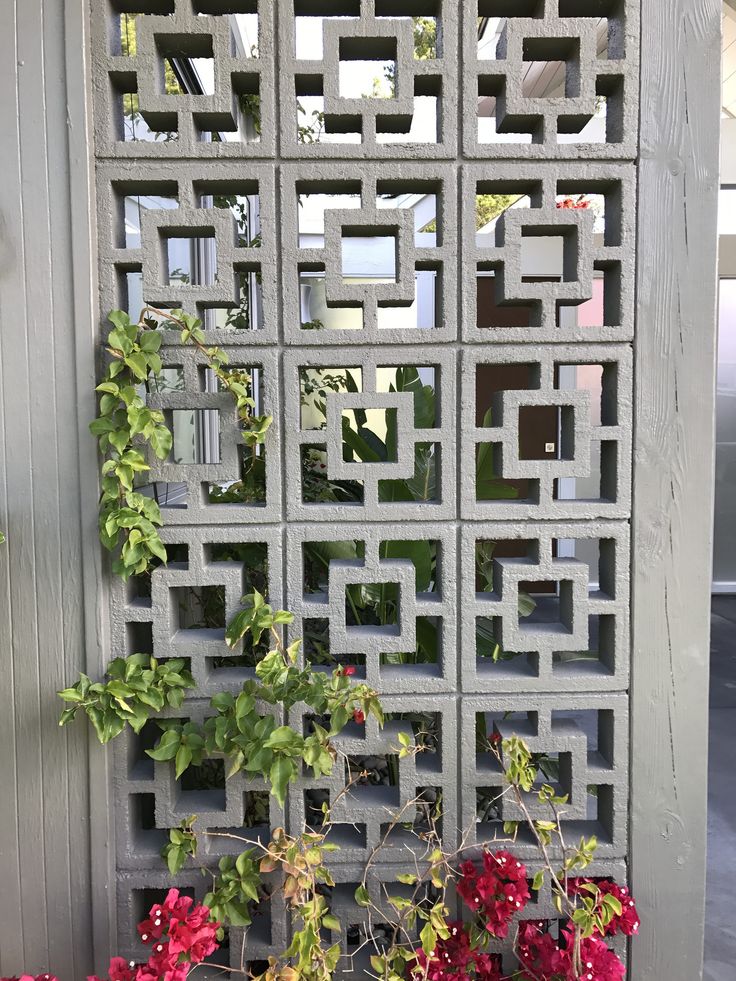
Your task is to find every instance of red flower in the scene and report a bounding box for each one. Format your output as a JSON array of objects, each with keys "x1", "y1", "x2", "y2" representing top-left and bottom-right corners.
[
  {"x1": 137, "y1": 899, "x2": 169, "y2": 943},
  {"x1": 456, "y1": 850, "x2": 530, "y2": 939},
  {"x1": 107, "y1": 961, "x2": 136, "y2": 981},
  {"x1": 516, "y1": 922, "x2": 626, "y2": 981},
  {"x1": 488, "y1": 730, "x2": 502, "y2": 746},
  {"x1": 352, "y1": 708, "x2": 365, "y2": 724},
  {"x1": 130, "y1": 969, "x2": 157, "y2": 981},
  {"x1": 7, "y1": 976, "x2": 60, "y2": 981},
  {"x1": 406, "y1": 923, "x2": 501, "y2": 981},
  {"x1": 516, "y1": 921, "x2": 567, "y2": 979},
  {"x1": 105, "y1": 891, "x2": 221, "y2": 981},
  {"x1": 568, "y1": 879, "x2": 640, "y2": 937},
  {"x1": 576, "y1": 934, "x2": 626, "y2": 981},
  {"x1": 159, "y1": 968, "x2": 188, "y2": 981},
  {"x1": 472, "y1": 953, "x2": 502, "y2": 981},
  {"x1": 342, "y1": 665, "x2": 356, "y2": 676},
  {"x1": 556, "y1": 196, "x2": 591, "y2": 209},
  {"x1": 168, "y1": 913, "x2": 219, "y2": 963}
]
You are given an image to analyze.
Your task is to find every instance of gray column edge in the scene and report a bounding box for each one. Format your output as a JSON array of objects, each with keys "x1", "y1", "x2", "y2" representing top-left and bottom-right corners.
[
  {"x1": 65, "y1": 0, "x2": 118, "y2": 967},
  {"x1": 630, "y1": 1, "x2": 720, "y2": 978}
]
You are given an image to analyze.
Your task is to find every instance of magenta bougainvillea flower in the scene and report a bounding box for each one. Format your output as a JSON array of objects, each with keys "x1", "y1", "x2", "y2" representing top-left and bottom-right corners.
[
  {"x1": 407, "y1": 922, "x2": 502, "y2": 981},
  {"x1": 86, "y1": 889, "x2": 220, "y2": 981},
  {"x1": 456, "y1": 850, "x2": 531, "y2": 938}
]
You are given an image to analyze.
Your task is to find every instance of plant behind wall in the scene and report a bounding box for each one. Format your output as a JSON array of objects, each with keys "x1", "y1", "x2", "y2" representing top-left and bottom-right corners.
[{"x1": 48, "y1": 309, "x2": 640, "y2": 981}]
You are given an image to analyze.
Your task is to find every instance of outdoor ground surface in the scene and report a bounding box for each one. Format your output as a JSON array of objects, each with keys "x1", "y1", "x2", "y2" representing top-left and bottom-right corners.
[{"x1": 705, "y1": 595, "x2": 736, "y2": 980}]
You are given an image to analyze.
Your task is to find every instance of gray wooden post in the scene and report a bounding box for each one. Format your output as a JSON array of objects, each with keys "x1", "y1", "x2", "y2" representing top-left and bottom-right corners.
[{"x1": 630, "y1": 1, "x2": 721, "y2": 977}]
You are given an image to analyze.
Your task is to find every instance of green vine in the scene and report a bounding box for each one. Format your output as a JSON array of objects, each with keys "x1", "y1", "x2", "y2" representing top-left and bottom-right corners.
[
  {"x1": 90, "y1": 308, "x2": 273, "y2": 579},
  {"x1": 146, "y1": 591, "x2": 383, "y2": 805},
  {"x1": 90, "y1": 310, "x2": 170, "y2": 578},
  {"x1": 58, "y1": 654, "x2": 195, "y2": 743},
  {"x1": 60, "y1": 591, "x2": 383, "y2": 807}
]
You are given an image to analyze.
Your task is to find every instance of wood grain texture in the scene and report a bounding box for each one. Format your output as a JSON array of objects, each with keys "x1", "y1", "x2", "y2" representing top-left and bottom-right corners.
[
  {"x1": 631, "y1": 1, "x2": 720, "y2": 977},
  {"x1": 0, "y1": 0, "x2": 109, "y2": 976}
]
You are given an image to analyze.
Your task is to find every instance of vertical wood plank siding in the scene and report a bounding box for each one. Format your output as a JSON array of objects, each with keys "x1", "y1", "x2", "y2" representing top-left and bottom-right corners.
[
  {"x1": 0, "y1": 0, "x2": 108, "y2": 975},
  {"x1": 631, "y1": 1, "x2": 721, "y2": 977}
]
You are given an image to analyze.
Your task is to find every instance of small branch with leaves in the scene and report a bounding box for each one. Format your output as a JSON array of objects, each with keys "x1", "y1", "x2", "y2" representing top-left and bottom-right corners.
[
  {"x1": 60, "y1": 591, "x2": 382, "y2": 810},
  {"x1": 90, "y1": 307, "x2": 273, "y2": 579}
]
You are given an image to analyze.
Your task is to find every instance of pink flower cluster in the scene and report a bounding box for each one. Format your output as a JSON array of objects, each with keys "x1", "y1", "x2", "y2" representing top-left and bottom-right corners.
[
  {"x1": 408, "y1": 923, "x2": 502, "y2": 981},
  {"x1": 411, "y1": 857, "x2": 637, "y2": 981},
  {"x1": 568, "y1": 878, "x2": 640, "y2": 937},
  {"x1": 88, "y1": 890, "x2": 220, "y2": 981},
  {"x1": 0, "y1": 975, "x2": 58, "y2": 981},
  {"x1": 517, "y1": 922, "x2": 625, "y2": 981},
  {"x1": 456, "y1": 851, "x2": 531, "y2": 938}
]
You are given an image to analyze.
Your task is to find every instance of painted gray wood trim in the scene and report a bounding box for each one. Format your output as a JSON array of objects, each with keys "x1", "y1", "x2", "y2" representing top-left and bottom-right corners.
[
  {"x1": 0, "y1": 0, "x2": 111, "y2": 975},
  {"x1": 631, "y1": 1, "x2": 721, "y2": 977}
]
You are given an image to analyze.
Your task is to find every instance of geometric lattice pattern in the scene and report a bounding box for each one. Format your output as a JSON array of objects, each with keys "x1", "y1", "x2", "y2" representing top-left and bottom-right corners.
[
  {"x1": 461, "y1": 344, "x2": 633, "y2": 518},
  {"x1": 280, "y1": 163, "x2": 458, "y2": 344},
  {"x1": 278, "y1": 0, "x2": 458, "y2": 158},
  {"x1": 286, "y1": 523, "x2": 457, "y2": 692},
  {"x1": 460, "y1": 693, "x2": 628, "y2": 859},
  {"x1": 463, "y1": 0, "x2": 639, "y2": 159},
  {"x1": 462, "y1": 165, "x2": 636, "y2": 342},
  {"x1": 460, "y1": 522, "x2": 630, "y2": 692},
  {"x1": 289, "y1": 694, "x2": 459, "y2": 865},
  {"x1": 92, "y1": 0, "x2": 638, "y2": 971}
]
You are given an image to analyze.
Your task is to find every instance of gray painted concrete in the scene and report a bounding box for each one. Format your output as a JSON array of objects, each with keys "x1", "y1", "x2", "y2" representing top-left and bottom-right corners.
[{"x1": 705, "y1": 596, "x2": 736, "y2": 981}]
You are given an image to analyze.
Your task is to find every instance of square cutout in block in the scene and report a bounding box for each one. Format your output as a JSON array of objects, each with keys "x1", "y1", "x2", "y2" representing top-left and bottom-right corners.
[
  {"x1": 338, "y1": 36, "x2": 397, "y2": 100},
  {"x1": 341, "y1": 232, "x2": 397, "y2": 283},
  {"x1": 345, "y1": 580, "x2": 400, "y2": 629}
]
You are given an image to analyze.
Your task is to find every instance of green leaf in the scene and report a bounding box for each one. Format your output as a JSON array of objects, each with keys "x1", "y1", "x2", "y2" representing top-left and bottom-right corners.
[
  {"x1": 108, "y1": 429, "x2": 130, "y2": 455},
  {"x1": 517, "y1": 589, "x2": 537, "y2": 618},
  {"x1": 269, "y1": 756, "x2": 297, "y2": 806},
  {"x1": 163, "y1": 843, "x2": 186, "y2": 875},
  {"x1": 325, "y1": 944, "x2": 341, "y2": 972},
  {"x1": 125, "y1": 352, "x2": 149, "y2": 381},
  {"x1": 139, "y1": 330, "x2": 162, "y2": 353},
  {"x1": 107, "y1": 326, "x2": 132, "y2": 355},
  {"x1": 147, "y1": 729, "x2": 181, "y2": 761},
  {"x1": 225, "y1": 609, "x2": 252, "y2": 648},
  {"x1": 175, "y1": 743, "x2": 193, "y2": 778},
  {"x1": 89, "y1": 417, "x2": 117, "y2": 436},
  {"x1": 420, "y1": 922, "x2": 437, "y2": 957},
  {"x1": 57, "y1": 687, "x2": 85, "y2": 703},
  {"x1": 354, "y1": 885, "x2": 370, "y2": 907},
  {"x1": 108, "y1": 310, "x2": 131, "y2": 331},
  {"x1": 379, "y1": 538, "x2": 433, "y2": 593},
  {"x1": 235, "y1": 850, "x2": 256, "y2": 877},
  {"x1": 602, "y1": 894, "x2": 623, "y2": 916},
  {"x1": 340, "y1": 416, "x2": 382, "y2": 463},
  {"x1": 263, "y1": 726, "x2": 303, "y2": 752},
  {"x1": 475, "y1": 413, "x2": 519, "y2": 501},
  {"x1": 149, "y1": 425, "x2": 173, "y2": 460}
]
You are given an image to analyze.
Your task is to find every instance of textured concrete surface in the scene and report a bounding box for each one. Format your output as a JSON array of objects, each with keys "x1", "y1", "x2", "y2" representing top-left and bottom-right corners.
[{"x1": 705, "y1": 596, "x2": 736, "y2": 981}]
